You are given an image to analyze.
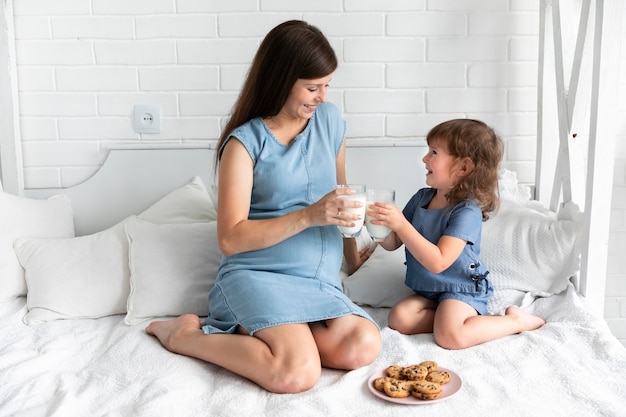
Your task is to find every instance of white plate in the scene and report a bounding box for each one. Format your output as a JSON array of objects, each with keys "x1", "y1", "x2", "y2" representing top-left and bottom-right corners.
[{"x1": 367, "y1": 367, "x2": 462, "y2": 405}]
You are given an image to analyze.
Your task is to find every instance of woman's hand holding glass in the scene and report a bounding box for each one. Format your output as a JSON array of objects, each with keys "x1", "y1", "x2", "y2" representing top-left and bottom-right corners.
[
  {"x1": 335, "y1": 184, "x2": 366, "y2": 238},
  {"x1": 301, "y1": 184, "x2": 365, "y2": 231}
]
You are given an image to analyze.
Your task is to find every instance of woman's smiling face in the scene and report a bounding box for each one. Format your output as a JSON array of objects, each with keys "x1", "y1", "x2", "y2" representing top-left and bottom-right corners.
[{"x1": 280, "y1": 75, "x2": 333, "y2": 121}]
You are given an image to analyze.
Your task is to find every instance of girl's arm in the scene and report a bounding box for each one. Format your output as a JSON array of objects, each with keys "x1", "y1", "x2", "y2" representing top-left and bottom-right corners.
[
  {"x1": 398, "y1": 230, "x2": 466, "y2": 274},
  {"x1": 216, "y1": 138, "x2": 351, "y2": 257},
  {"x1": 367, "y1": 202, "x2": 466, "y2": 273}
]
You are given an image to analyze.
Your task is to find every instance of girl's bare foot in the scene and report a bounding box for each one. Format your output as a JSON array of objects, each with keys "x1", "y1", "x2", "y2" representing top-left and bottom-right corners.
[
  {"x1": 145, "y1": 314, "x2": 203, "y2": 354},
  {"x1": 505, "y1": 305, "x2": 546, "y2": 332}
]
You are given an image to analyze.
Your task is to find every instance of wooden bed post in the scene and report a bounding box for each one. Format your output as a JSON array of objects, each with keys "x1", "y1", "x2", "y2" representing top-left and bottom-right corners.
[
  {"x1": 536, "y1": 0, "x2": 623, "y2": 316},
  {"x1": 580, "y1": 0, "x2": 623, "y2": 317}
]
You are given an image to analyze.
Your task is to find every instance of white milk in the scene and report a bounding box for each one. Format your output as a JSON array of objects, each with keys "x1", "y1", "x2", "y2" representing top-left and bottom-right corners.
[
  {"x1": 337, "y1": 194, "x2": 366, "y2": 237},
  {"x1": 365, "y1": 189, "x2": 395, "y2": 241},
  {"x1": 365, "y1": 213, "x2": 392, "y2": 241}
]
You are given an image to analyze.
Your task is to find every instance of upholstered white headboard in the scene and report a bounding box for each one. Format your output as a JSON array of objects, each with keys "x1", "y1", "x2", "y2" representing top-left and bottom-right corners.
[
  {"x1": 24, "y1": 146, "x2": 217, "y2": 236},
  {"x1": 23, "y1": 143, "x2": 427, "y2": 237},
  {"x1": 346, "y1": 142, "x2": 426, "y2": 210}
]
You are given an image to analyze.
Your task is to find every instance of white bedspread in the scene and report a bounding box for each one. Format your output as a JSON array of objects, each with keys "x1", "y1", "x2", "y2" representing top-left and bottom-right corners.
[{"x1": 1, "y1": 284, "x2": 625, "y2": 417}]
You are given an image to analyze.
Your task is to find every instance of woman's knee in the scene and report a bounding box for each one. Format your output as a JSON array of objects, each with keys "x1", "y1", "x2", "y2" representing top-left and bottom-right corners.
[
  {"x1": 337, "y1": 325, "x2": 382, "y2": 369},
  {"x1": 311, "y1": 316, "x2": 381, "y2": 370},
  {"x1": 253, "y1": 324, "x2": 323, "y2": 393},
  {"x1": 354, "y1": 329, "x2": 382, "y2": 367},
  {"x1": 266, "y1": 358, "x2": 321, "y2": 393}
]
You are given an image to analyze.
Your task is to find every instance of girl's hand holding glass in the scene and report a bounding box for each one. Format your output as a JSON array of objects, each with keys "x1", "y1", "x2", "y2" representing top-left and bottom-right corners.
[{"x1": 365, "y1": 189, "x2": 396, "y2": 241}]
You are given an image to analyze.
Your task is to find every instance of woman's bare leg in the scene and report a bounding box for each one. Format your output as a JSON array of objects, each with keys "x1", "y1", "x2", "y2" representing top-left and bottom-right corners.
[
  {"x1": 433, "y1": 300, "x2": 546, "y2": 350},
  {"x1": 146, "y1": 315, "x2": 322, "y2": 393},
  {"x1": 310, "y1": 314, "x2": 381, "y2": 369},
  {"x1": 387, "y1": 294, "x2": 437, "y2": 335}
]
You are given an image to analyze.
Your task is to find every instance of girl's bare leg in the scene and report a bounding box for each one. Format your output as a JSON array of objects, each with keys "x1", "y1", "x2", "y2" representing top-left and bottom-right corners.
[
  {"x1": 387, "y1": 294, "x2": 437, "y2": 335},
  {"x1": 145, "y1": 315, "x2": 322, "y2": 393},
  {"x1": 310, "y1": 314, "x2": 381, "y2": 370},
  {"x1": 433, "y1": 300, "x2": 546, "y2": 350}
]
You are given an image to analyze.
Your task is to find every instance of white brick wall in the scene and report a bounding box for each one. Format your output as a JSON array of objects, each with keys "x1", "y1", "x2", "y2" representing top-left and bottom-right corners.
[{"x1": 9, "y1": 2, "x2": 626, "y2": 345}]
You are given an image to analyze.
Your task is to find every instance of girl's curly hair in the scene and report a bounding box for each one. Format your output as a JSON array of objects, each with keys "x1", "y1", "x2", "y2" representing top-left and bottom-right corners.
[{"x1": 427, "y1": 119, "x2": 504, "y2": 220}]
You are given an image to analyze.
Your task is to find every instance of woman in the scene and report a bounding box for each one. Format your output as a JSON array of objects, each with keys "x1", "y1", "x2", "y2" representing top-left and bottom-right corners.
[{"x1": 146, "y1": 20, "x2": 381, "y2": 394}]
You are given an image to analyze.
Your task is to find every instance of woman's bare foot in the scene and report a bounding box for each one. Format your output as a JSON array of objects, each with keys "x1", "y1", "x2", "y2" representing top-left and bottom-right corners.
[
  {"x1": 505, "y1": 305, "x2": 546, "y2": 332},
  {"x1": 145, "y1": 314, "x2": 203, "y2": 354}
]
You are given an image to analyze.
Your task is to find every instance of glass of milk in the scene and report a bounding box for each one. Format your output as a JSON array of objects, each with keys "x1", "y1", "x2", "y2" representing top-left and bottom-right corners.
[
  {"x1": 336, "y1": 184, "x2": 366, "y2": 238},
  {"x1": 365, "y1": 188, "x2": 395, "y2": 241}
]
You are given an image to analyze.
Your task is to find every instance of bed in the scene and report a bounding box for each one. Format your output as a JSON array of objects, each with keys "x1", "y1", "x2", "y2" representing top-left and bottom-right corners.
[
  {"x1": 2, "y1": 1, "x2": 625, "y2": 413},
  {"x1": 1, "y1": 141, "x2": 626, "y2": 417}
]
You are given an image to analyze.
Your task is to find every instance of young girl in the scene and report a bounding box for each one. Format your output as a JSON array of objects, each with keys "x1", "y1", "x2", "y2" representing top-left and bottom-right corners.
[{"x1": 367, "y1": 119, "x2": 545, "y2": 350}]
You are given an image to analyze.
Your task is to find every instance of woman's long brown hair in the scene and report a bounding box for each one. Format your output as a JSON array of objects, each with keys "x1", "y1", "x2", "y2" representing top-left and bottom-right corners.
[{"x1": 214, "y1": 20, "x2": 337, "y2": 166}]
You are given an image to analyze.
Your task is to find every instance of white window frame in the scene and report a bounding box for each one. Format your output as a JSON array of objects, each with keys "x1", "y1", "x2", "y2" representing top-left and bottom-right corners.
[{"x1": 0, "y1": 0, "x2": 22, "y2": 193}]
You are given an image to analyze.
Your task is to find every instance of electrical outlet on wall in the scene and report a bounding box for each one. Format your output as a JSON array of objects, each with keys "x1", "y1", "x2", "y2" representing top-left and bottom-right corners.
[{"x1": 133, "y1": 105, "x2": 161, "y2": 134}]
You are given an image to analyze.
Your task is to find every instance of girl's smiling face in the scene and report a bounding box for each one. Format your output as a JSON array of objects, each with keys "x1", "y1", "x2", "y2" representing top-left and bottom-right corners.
[
  {"x1": 280, "y1": 75, "x2": 333, "y2": 121},
  {"x1": 422, "y1": 140, "x2": 459, "y2": 190}
]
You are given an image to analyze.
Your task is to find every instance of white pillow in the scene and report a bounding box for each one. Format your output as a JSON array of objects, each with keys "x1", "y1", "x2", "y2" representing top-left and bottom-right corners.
[
  {"x1": 14, "y1": 176, "x2": 218, "y2": 324},
  {"x1": 124, "y1": 219, "x2": 221, "y2": 325},
  {"x1": 340, "y1": 226, "x2": 411, "y2": 308},
  {"x1": 14, "y1": 220, "x2": 130, "y2": 324},
  {"x1": 0, "y1": 192, "x2": 74, "y2": 300},
  {"x1": 341, "y1": 245, "x2": 412, "y2": 308},
  {"x1": 140, "y1": 176, "x2": 217, "y2": 223},
  {"x1": 483, "y1": 199, "x2": 581, "y2": 314}
]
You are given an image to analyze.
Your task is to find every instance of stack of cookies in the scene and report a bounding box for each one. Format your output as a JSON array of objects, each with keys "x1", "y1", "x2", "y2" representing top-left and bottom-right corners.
[{"x1": 372, "y1": 361, "x2": 451, "y2": 400}]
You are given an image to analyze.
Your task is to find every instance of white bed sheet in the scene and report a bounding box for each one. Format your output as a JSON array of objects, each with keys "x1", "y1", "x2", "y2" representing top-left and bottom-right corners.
[{"x1": 1, "y1": 283, "x2": 625, "y2": 417}]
